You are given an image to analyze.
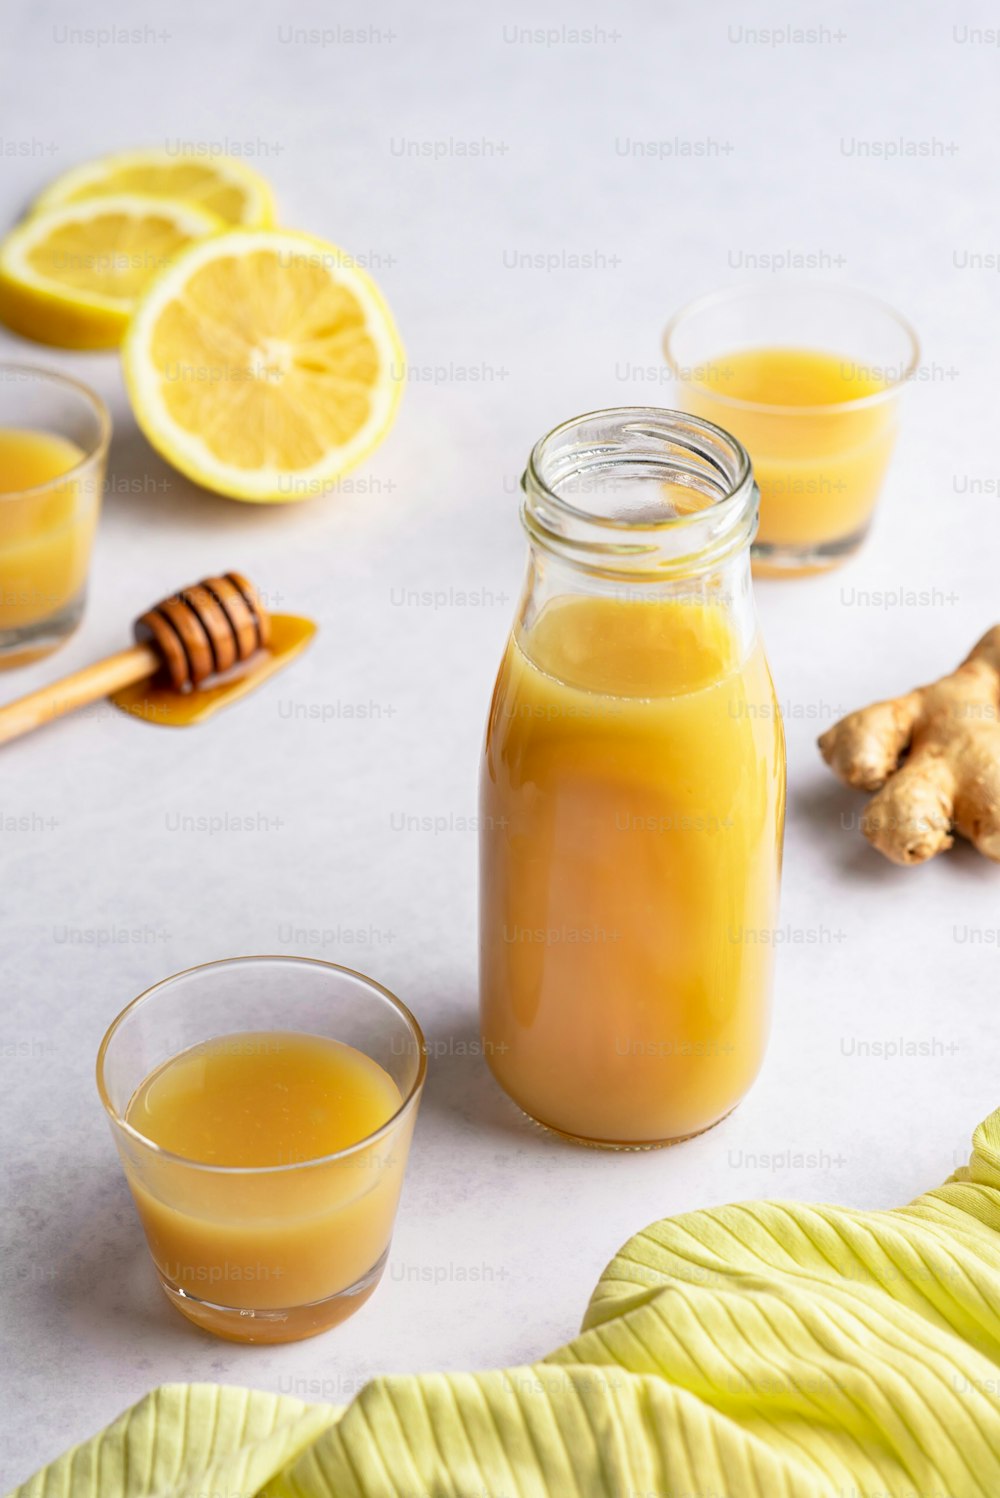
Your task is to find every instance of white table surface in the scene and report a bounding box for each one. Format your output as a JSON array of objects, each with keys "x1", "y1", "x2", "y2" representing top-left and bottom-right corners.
[{"x1": 3, "y1": 0, "x2": 999, "y2": 1486}]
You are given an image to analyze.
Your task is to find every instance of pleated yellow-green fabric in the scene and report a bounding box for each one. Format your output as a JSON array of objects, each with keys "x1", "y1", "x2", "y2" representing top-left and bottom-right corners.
[{"x1": 12, "y1": 1109, "x2": 1000, "y2": 1498}]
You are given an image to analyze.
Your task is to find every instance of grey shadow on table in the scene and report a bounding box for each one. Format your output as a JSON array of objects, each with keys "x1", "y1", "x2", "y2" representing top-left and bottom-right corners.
[
  {"x1": 101, "y1": 422, "x2": 308, "y2": 540},
  {"x1": 794, "y1": 774, "x2": 1000, "y2": 884},
  {"x1": 415, "y1": 1016, "x2": 571, "y2": 1161},
  {"x1": 793, "y1": 776, "x2": 904, "y2": 883},
  {"x1": 43, "y1": 1166, "x2": 208, "y2": 1349}
]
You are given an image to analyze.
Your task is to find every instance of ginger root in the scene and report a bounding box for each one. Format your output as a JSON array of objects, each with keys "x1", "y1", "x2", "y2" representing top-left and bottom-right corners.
[{"x1": 818, "y1": 626, "x2": 1000, "y2": 865}]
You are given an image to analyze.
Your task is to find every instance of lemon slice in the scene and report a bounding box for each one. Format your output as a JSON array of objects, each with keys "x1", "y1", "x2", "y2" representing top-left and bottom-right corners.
[
  {"x1": 0, "y1": 195, "x2": 223, "y2": 349},
  {"x1": 33, "y1": 149, "x2": 275, "y2": 228},
  {"x1": 123, "y1": 229, "x2": 404, "y2": 503}
]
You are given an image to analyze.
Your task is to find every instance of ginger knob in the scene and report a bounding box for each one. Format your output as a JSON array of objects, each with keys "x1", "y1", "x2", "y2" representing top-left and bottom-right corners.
[{"x1": 818, "y1": 627, "x2": 1000, "y2": 865}]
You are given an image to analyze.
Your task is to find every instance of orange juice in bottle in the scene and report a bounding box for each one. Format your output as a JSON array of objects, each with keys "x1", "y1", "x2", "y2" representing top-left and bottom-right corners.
[{"x1": 479, "y1": 409, "x2": 785, "y2": 1147}]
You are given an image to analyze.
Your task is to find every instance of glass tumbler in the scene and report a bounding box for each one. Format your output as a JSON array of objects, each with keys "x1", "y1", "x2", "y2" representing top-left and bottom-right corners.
[
  {"x1": 97, "y1": 957, "x2": 426, "y2": 1343},
  {"x1": 0, "y1": 363, "x2": 109, "y2": 665},
  {"x1": 663, "y1": 283, "x2": 919, "y2": 574}
]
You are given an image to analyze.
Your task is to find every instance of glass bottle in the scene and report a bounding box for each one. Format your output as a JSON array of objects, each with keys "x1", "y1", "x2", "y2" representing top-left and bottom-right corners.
[{"x1": 479, "y1": 407, "x2": 785, "y2": 1148}]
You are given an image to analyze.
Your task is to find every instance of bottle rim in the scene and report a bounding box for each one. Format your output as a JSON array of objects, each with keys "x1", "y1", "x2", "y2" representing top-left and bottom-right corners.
[{"x1": 520, "y1": 406, "x2": 758, "y2": 579}]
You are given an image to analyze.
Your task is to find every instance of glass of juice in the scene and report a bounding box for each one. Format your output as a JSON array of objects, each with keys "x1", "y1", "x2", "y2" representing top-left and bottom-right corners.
[
  {"x1": 480, "y1": 408, "x2": 786, "y2": 1149},
  {"x1": 97, "y1": 957, "x2": 426, "y2": 1343},
  {"x1": 663, "y1": 283, "x2": 919, "y2": 575},
  {"x1": 0, "y1": 363, "x2": 110, "y2": 665}
]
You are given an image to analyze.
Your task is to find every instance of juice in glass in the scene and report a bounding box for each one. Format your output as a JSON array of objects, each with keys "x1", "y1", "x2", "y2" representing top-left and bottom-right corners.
[
  {"x1": 0, "y1": 428, "x2": 94, "y2": 627},
  {"x1": 98, "y1": 959, "x2": 426, "y2": 1342},
  {"x1": 125, "y1": 1033, "x2": 404, "y2": 1319},
  {"x1": 480, "y1": 409, "x2": 785, "y2": 1148},
  {"x1": 664, "y1": 285, "x2": 918, "y2": 574},
  {"x1": 0, "y1": 366, "x2": 108, "y2": 665}
]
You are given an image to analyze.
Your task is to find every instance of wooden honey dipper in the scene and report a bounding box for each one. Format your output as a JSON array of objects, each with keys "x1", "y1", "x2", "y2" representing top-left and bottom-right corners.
[{"x1": 0, "y1": 572, "x2": 274, "y2": 745}]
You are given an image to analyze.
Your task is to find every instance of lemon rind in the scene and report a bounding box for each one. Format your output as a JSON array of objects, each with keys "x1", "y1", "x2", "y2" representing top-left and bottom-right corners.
[
  {"x1": 31, "y1": 149, "x2": 275, "y2": 228},
  {"x1": 0, "y1": 195, "x2": 225, "y2": 315},
  {"x1": 123, "y1": 228, "x2": 404, "y2": 503}
]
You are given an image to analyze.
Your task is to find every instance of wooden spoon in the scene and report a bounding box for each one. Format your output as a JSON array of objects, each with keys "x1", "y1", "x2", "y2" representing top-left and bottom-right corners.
[{"x1": 0, "y1": 572, "x2": 275, "y2": 745}]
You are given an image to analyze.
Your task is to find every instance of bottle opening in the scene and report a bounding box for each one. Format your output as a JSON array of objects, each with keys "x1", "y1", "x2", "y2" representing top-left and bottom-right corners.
[{"x1": 521, "y1": 407, "x2": 758, "y2": 577}]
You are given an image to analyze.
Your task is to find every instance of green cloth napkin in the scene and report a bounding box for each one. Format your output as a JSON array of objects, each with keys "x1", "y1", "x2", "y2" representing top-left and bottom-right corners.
[{"x1": 12, "y1": 1108, "x2": 1000, "y2": 1498}]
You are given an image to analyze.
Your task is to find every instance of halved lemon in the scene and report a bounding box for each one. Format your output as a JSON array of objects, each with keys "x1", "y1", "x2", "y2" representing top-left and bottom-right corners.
[
  {"x1": 123, "y1": 229, "x2": 404, "y2": 503},
  {"x1": 32, "y1": 149, "x2": 275, "y2": 228},
  {"x1": 0, "y1": 195, "x2": 223, "y2": 349}
]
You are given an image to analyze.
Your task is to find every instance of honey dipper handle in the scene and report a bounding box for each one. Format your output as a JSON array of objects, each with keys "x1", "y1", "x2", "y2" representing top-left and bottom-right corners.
[{"x1": 0, "y1": 643, "x2": 160, "y2": 746}]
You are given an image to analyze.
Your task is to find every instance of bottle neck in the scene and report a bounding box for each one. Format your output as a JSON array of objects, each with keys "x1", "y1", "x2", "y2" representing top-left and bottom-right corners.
[
  {"x1": 517, "y1": 544, "x2": 756, "y2": 662},
  {"x1": 517, "y1": 407, "x2": 760, "y2": 658}
]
